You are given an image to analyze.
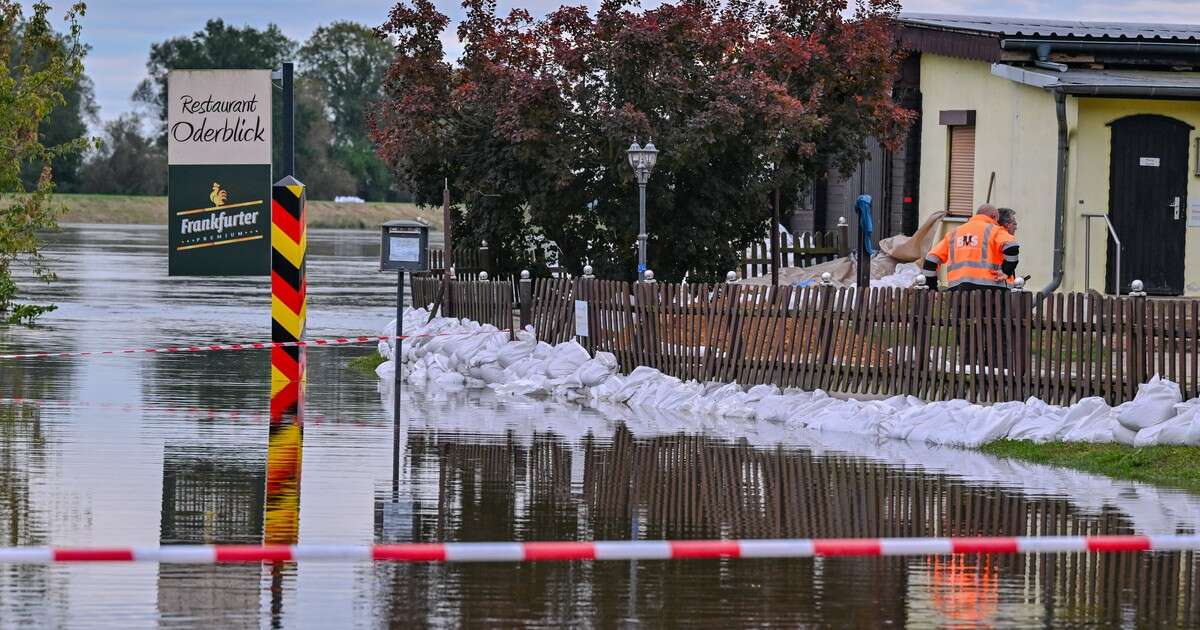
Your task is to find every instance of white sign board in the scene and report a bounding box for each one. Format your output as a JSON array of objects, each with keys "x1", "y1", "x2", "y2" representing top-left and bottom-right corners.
[
  {"x1": 1189, "y1": 199, "x2": 1200, "y2": 228},
  {"x1": 574, "y1": 300, "x2": 589, "y2": 337},
  {"x1": 1139, "y1": 157, "x2": 1161, "y2": 167},
  {"x1": 168, "y1": 69, "x2": 272, "y2": 165},
  {"x1": 389, "y1": 236, "x2": 421, "y2": 262}
]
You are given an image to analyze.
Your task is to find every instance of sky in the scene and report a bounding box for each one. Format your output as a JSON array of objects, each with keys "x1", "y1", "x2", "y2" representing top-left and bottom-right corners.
[{"x1": 41, "y1": 0, "x2": 1200, "y2": 127}]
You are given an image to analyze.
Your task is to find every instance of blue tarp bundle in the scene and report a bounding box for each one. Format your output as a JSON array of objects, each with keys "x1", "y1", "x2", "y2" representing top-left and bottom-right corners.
[{"x1": 855, "y1": 194, "x2": 874, "y2": 257}]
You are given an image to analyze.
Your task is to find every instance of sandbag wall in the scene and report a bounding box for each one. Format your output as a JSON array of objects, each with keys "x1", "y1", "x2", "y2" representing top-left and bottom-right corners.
[{"x1": 533, "y1": 278, "x2": 1200, "y2": 407}]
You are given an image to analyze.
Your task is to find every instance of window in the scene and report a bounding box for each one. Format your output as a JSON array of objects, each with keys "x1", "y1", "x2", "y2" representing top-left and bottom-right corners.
[{"x1": 946, "y1": 125, "x2": 976, "y2": 216}]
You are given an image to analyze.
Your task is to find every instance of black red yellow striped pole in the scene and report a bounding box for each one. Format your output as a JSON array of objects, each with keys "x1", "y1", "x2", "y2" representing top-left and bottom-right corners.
[{"x1": 271, "y1": 175, "x2": 306, "y2": 382}]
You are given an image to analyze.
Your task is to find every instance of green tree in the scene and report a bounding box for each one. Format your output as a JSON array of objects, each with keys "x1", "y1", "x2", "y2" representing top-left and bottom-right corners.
[
  {"x1": 372, "y1": 0, "x2": 912, "y2": 281},
  {"x1": 15, "y1": 40, "x2": 96, "y2": 193},
  {"x1": 293, "y1": 76, "x2": 355, "y2": 199},
  {"x1": 299, "y1": 21, "x2": 394, "y2": 200},
  {"x1": 0, "y1": 1, "x2": 90, "y2": 324},
  {"x1": 79, "y1": 113, "x2": 166, "y2": 195}
]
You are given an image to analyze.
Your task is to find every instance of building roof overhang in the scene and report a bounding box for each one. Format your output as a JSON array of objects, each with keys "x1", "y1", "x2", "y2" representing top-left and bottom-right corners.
[{"x1": 991, "y1": 64, "x2": 1200, "y2": 99}]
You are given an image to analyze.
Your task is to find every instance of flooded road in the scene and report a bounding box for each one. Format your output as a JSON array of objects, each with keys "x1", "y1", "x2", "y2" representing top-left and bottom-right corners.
[{"x1": 0, "y1": 224, "x2": 1197, "y2": 628}]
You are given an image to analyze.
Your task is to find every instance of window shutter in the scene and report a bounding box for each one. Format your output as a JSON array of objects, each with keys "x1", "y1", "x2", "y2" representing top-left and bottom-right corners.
[{"x1": 947, "y1": 126, "x2": 976, "y2": 215}]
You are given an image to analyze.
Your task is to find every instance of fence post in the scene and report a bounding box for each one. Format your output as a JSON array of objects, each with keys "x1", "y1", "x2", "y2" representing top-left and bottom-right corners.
[
  {"x1": 837, "y1": 216, "x2": 849, "y2": 258},
  {"x1": 1129, "y1": 279, "x2": 1148, "y2": 396},
  {"x1": 519, "y1": 270, "x2": 532, "y2": 330},
  {"x1": 479, "y1": 240, "x2": 493, "y2": 278}
]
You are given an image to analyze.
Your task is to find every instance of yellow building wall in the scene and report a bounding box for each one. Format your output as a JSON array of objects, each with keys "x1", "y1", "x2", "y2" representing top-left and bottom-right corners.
[
  {"x1": 919, "y1": 53, "x2": 1200, "y2": 295},
  {"x1": 917, "y1": 54, "x2": 1065, "y2": 289},
  {"x1": 1070, "y1": 99, "x2": 1200, "y2": 294}
]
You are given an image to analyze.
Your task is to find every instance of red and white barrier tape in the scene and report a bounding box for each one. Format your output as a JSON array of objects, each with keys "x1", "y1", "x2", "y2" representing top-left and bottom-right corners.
[
  {"x1": 0, "y1": 329, "x2": 510, "y2": 361},
  {"x1": 2, "y1": 535, "x2": 1197, "y2": 563}
]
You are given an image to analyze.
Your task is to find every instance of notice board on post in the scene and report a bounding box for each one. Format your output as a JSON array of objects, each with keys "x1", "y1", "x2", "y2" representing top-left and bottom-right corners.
[{"x1": 167, "y1": 69, "x2": 272, "y2": 276}]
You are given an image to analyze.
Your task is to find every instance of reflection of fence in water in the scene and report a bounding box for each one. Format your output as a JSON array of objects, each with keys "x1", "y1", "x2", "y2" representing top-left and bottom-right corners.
[{"x1": 408, "y1": 426, "x2": 1199, "y2": 625}]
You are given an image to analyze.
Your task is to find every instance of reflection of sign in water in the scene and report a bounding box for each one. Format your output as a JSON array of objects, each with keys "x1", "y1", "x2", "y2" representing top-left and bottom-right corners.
[
  {"x1": 389, "y1": 236, "x2": 420, "y2": 263},
  {"x1": 167, "y1": 69, "x2": 271, "y2": 276}
]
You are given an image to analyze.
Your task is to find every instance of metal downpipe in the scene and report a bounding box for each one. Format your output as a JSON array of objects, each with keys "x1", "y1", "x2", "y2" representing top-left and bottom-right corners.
[{"x1": 1041, "y1": 89, "x2": 1068, "y2": 298}]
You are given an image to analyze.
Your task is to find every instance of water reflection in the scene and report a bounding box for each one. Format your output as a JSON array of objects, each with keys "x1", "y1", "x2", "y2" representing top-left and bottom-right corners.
[{"x1": 373, "y1": 389, "x2": 1200, "y2": 627}]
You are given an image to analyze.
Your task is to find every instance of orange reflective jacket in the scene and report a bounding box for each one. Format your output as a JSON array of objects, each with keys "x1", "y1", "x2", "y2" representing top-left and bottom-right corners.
[{"x1": 925, "y1": 215, "x2": 1017, "y2": 289}]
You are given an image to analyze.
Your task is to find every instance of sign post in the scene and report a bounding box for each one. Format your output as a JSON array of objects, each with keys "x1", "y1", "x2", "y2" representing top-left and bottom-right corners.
[
  {"x1": 380, "y1": 220, "x2": 430, "y2": 427},
  {"x1": 167, "y1": 69, "x2": 273, "y2": 276}
]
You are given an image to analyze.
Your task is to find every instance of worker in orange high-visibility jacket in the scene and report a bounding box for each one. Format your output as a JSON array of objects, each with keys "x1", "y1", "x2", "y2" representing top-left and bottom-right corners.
[{"x1": 922, "y1": 204, "x2": 1019, "y2": 291}]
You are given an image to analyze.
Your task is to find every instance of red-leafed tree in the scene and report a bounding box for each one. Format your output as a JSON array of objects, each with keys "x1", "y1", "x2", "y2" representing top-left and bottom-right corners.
[{"x1": 371, "y1": 0, "x2": 911, "y2": 281}]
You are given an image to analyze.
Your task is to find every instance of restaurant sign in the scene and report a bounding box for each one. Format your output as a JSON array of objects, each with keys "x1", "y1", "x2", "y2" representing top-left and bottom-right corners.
[{"x1": 167, "y1": 69, "x2": 272, "y2": 276}]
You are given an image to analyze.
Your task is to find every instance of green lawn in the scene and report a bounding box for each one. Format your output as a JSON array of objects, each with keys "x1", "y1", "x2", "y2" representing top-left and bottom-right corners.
[
  {"x1": 47, "y1": 193, "x2": 443, "y2": 230},
  {"x1": 981, "y1": 439, "x2": 1200, "y2": 494},
  {"x1": 348, "y1": 353, "x2": 387, "y2": 375}
]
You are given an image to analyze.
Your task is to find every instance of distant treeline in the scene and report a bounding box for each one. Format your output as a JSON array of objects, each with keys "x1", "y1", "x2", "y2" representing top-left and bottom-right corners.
[{"x1": 21, "y1": 19, "x2": 407, "y2": 202}]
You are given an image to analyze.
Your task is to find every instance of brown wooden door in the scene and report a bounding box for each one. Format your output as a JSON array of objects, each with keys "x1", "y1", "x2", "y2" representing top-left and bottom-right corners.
[{"x1": 1107, "y1": 114, "x2": 1191, "y2": 295}]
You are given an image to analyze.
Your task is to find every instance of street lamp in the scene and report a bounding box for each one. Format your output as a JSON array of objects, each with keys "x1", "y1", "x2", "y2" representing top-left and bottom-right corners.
[{"x1": 627, "y1": 138, "x2": 658, "y2": 281}]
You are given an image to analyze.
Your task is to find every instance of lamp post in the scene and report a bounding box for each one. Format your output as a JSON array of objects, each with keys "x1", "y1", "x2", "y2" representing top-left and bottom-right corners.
[{"x1": 627, "y1": 138, "x2": 659, "y2": 281}]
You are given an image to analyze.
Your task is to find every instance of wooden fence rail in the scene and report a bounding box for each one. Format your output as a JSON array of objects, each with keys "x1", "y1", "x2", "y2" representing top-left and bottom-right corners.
[
  {"x1": 410, "y1": 276, "x2": 514, "y2": 333},
  {"x1": 408, "y1": 276, "x2": 1200, "y2": 406},
  {"x1": 739, "y1": 229, "x2": 845, "y2": 279}
]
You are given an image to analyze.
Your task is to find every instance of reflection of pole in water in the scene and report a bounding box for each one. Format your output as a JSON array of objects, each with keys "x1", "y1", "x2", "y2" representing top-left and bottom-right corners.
[
  {"x1": 265, "y1": 377, "x2": 304, "y2": 628},
  {"x1": 265, "y1": 379, "x2": 303, "y2": 544}
]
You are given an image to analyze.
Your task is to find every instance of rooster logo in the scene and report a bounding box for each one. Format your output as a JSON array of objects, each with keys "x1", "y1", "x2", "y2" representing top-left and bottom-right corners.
[{"x1": 210, "y1": 182, "x2": 228, "y2": 207}]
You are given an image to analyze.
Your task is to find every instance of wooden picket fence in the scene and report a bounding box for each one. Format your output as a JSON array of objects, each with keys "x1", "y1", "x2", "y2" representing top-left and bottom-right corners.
[
  {"x1": 410, "y1": 275, "x2": 514, "y2": 332},
  {"x1": 528, "y1": 278, "x2": 1200, "y2": 406},
  {"x1": 739, "y1": 229, "x2": 844, "y2": 279}
]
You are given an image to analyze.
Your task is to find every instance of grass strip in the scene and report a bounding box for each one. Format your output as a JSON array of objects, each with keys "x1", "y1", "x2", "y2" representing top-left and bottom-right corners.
[
  {"x1": 981, "y1": 439, "x2": 1200, "y2": 494},
  {"x1": 348, "y1": 353, "x2": 386, "y2": 375},
  {"x1": 41, "y1": 193, "x2": 442, "y2": 230}
]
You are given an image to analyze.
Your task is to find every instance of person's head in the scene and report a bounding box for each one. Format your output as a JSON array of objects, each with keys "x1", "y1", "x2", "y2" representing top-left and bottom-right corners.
[
  {"x1": 997, "y1": 207, "x2": 1017, "y2": 234},
  {"x1": 975, "y1": 204, "x2": 998, "y2": 220}
]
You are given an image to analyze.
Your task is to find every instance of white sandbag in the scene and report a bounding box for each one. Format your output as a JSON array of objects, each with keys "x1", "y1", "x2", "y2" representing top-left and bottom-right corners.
[
  {"x1": 902, "y1": 400, "x2": 972, "y2": 444},
  {"x1": 573, "y1": 358, "x2": 617, "y2": 388},
  {"x1": 544, "y1": 341, "x2": 590, "y2": 380},
  {"x1": 1134, "y1": 405, "x2": 1199, "y2": 446},
  {"x1": 375, "y1": 359, "x2": 395, "y2": 380},
  {"x1": 956, "y1": 401, "x2": 1027, "y2": 447},
  {"x1": 1111, "y1": 421, "x2": 1138, "y2": 445},
  {"x1": 497, "y1": 332, "x2": 537, "y2": 368},
  {"x1": 469, "y1": 363, "x2": 509, "y2": 385},
  {"x1": 745, "y1": 384, "x2": 781, "y2": 402},
  {"x1": 754, "y1": 394, "x2": 798, "y2": 423},
  {"x1": 652, "y1": 380, "x2": 703, "y2": 410},
  {"x1": 589, "y1": 374, "x2": 626, "y2": 401},
  {"x1": 491, "y1": 376, "x2": 547, "y2": 396},
  {"x1": 1059, "y1": 397, "x2": 1114, "y2": 443},
  {"x1": 1118, "y1": 375, "x2": 1181, "y2": 431}
]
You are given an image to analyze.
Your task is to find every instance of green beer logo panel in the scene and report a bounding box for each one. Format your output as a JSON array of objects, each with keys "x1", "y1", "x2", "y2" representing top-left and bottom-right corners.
[
  {"x1": 168, "y1": 164, "x2": 271, "y2": 275},
  {"x1": 167, "y1": 69, "x2": 272, "y2": 276}
]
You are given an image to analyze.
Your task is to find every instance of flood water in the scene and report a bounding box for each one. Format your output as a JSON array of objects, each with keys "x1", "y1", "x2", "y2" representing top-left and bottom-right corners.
[{"x1": 0, "y1": 224, "x2": 1198, "y2": 628}]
